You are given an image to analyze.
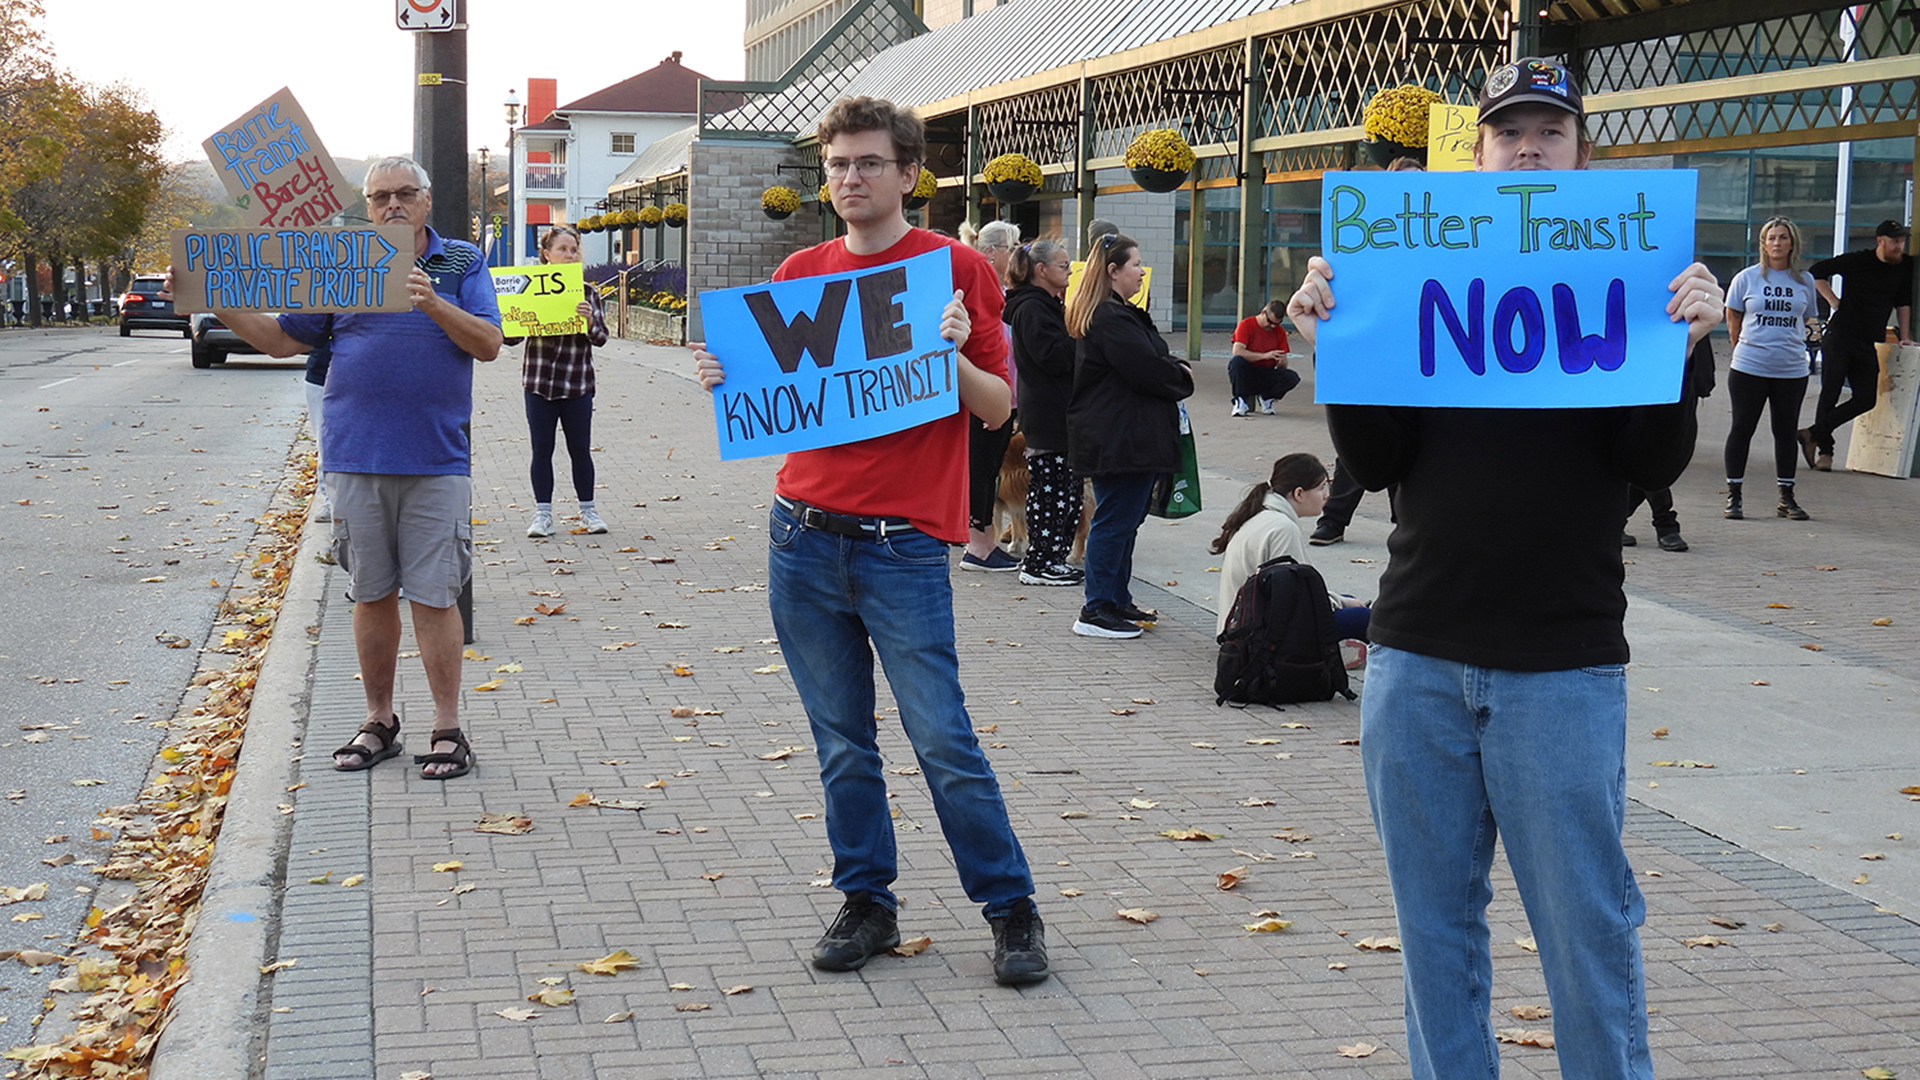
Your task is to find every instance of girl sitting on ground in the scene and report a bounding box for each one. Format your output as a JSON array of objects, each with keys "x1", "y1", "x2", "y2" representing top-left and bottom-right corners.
[{"x1": 1211, "y1": 453, "x2": 1369, "y2": 641}]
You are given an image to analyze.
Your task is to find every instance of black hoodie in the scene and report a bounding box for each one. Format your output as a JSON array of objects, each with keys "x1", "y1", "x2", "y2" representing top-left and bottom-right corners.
[{"x1": 1003, "y1": 283, "x2": 1076, "y2": 452}]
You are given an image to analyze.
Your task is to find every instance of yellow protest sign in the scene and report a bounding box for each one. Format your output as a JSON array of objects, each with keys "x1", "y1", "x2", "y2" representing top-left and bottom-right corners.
[
  {"x1": 491, "y1": 263, "x2": 584, "y2": 337},
  {"x1": 1427, "y1": 104, "x2": 1478, "y2": 172},
  {"x1": 1068, "y1": 262, "x2": 1152, "y2": 309}
]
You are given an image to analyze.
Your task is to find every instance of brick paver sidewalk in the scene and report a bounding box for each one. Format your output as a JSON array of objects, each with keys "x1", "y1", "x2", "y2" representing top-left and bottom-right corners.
[{"x1": 257, "y1": 340, "x2": 1920, "y2": 1080}]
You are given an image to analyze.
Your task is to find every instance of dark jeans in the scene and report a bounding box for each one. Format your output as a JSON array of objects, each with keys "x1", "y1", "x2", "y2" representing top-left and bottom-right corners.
[
  {"x1": 1227, "y1": 357, "x2": 1301, "y2": 405},
  {"x1": 1083, "y1": 472, "x2": 1159, "y2": 612},
  {"x1": 1808, "y1": 335, "x2": 1879, "y2": 453},
  {"x1": 1316, "y1": 458, "x2": 1397, "y2": 533},
  {"x1": 969, "y1": 413, "x2": 1016, "y2": 533},
  {"x1": 1626, "y1": 486, "x2": 1678, "y2": 536},
  {"x1": 1724, "y1": 369, "x2": 1809, "y2": 482},
  {"x1": 526, "y1": 391, "x2": 595, "y2": 503}
]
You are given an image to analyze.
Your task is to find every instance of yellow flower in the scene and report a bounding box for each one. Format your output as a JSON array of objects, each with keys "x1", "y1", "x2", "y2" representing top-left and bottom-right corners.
[
  {"x1": 663, "y1": 202, "x2": 688, "y2": 225},
  {"x1": 1124, "y1": 129, "x2": 1196, "y2": 173},
  {"x1": 1363, "y1": 85, "x2": 1442, "y2": 147},
  {"x1": 762, "y1": 186, "x2": 801, "y2": 213},
  {"x1": 616, "y1": 210, "x2": 641, "y2": 227},
  {"x1": 983, "y1": 153, "x2": 1044, "y2": 187},
  {"x1": 638, "y1": 206, "x2": 664, "y2": 226},
  {"x1": 911, "y1": 167, "x2": 937, "y2": 199},
  {"x1": 818, "y1": 182, "x2": 832, "y2": 204}
]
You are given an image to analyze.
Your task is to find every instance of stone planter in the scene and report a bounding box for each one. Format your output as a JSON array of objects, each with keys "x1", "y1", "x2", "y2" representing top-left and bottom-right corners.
[
  {"x1": 1129, "y1": 166, "x2": 1189, "y2": 194},
  {"x1": 623, "y1": 306, "x2": 686, "y2": 345}
]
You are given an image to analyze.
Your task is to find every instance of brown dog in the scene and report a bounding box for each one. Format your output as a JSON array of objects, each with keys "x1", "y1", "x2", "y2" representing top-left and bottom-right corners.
[{"x1": 995, "y1": 431, "x2": 1092, "y2": 564}]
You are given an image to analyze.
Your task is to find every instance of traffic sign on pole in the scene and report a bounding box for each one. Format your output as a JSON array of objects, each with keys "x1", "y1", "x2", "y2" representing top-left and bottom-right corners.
[{"x1": 397, "y1": 0, "x2": 456, "y2": 32}]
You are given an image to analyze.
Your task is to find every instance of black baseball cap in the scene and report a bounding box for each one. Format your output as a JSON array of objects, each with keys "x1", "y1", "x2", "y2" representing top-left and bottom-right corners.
[
  {"x1": 1875, "y1": 219, "x2": 1911, "y2": 239},
  {"x1": 1478, "y1": 58, "x2": 1584, "y2": 122}
]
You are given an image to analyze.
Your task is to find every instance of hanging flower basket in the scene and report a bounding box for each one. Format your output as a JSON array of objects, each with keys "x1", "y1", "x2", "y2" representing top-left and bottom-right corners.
[
  {"x1": 762, "y1": 186, "x2": 800, "y2": 220},
  {"x1": 983, "y1": 154, "x2": 1043, "y2": 206},
  {"x1": 1125, "y1": 129, "x2": 1195, "y2": 193},
  {"x1": 577, "y1": 215, "x2": 600, "y2": 233},
  {"x1": 662, "y1": 202, "x2": 688, "y2": 227},
  {"x1": 818, "y1": 183, "x2": 838, "y2": 217},
  {"x1": 616, "y1": 210, "x2": 642, "y2": 228},
  {"x1": 906, "y1": 166, "x2": 937, "y2": 210},
  {"x1": 638, "y1": 206, "x2": 664, "y2": 229},
  {"x1": 1361, "y1": 85, "x2": 1440, "y2": 167}
]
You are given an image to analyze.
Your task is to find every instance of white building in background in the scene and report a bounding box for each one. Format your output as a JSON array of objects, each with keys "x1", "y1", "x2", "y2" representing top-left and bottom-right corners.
[{"x1": 506, "y1": 53, "x2": 710, "y2": 263}]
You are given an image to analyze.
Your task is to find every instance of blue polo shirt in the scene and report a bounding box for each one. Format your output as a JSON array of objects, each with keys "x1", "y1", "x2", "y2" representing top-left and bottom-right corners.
[{"x1": 280, "y1": 228, "x2": 499, "y2": 475}]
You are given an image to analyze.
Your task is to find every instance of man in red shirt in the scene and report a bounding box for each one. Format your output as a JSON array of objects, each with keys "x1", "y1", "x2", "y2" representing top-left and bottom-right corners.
[
  {"x1": 1228, "y1": 300, "x2": 1301, "y2": 416},
  {"x1": 693, "y1": 96, "x2": 1046, "y2": 986}
]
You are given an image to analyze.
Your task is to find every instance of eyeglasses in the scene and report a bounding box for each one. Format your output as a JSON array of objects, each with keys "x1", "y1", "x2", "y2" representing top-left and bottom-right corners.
[
  {"x1": 1049, "y1": 261, "x2": 1071, "y2": 271},
  {"x1": 823, "y1": 157, "x2": 904, "y2": 179},
  {"x1": 366, "y1": 187, "x2": 425, "y2": 206}
]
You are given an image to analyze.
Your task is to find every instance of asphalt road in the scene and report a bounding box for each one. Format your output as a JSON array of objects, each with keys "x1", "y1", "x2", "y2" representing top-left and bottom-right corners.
[{"x1": 0, "y1": 326, "x2": 306, "y2": 1049}]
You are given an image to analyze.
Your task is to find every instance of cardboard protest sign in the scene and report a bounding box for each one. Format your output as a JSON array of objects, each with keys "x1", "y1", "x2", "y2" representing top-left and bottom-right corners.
[
  {"x1": 699, "y1": 248, "x2": 956, "y2": 461},
  {"x1": 168, "y1": 225, "x2": 415, "y2": 313},
  {"x1": 1427, "y1": 104, "x2": 1478, "y2": 172},
  {"x1": 203, "y1": 88, "x2": 357, "y2": 230},
  {"x1": 1068, "y1": 262, "x2": 1151, "y2": 309},
  {"x1": 492, "y1": 263, "x2": 584, "y2": 336},
  {"x1": 1312, "y1": 169, "x2": 1698, "y2": 409}
]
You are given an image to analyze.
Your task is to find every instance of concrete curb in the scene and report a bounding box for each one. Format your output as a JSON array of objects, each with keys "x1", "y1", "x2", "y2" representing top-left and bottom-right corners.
[{"x1": 149, "y1": 508, "x2": 330, "y2": 1080}]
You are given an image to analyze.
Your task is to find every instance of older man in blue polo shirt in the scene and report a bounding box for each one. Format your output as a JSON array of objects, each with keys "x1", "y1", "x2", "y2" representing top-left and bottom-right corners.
[{"x1": 219, "y1": 156, "x2": 503, "y2": 781}]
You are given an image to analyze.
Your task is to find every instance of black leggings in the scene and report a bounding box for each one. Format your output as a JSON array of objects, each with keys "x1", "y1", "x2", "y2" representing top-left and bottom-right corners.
[
  {"x1": 526, "y1": 391, "x2": 595, "y2": 503},
  {"x1": 969, "y1": 411, "x2": 1016, "y2": 533},
  {"x1": 1724, "y1": 370, "x2": 1808, "y2": 482}
]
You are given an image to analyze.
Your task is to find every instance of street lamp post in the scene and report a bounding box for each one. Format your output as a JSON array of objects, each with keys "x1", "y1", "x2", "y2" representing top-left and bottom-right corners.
[
  {"x1": 477, "y1": 145, "x2": 491, "y2": 261},
  {"x1": 504, "y1": 89, "x2": 521, "y2": 265}
]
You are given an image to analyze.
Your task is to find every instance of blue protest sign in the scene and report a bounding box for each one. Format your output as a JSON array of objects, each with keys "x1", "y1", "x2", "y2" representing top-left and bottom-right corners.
[
  {"x1": 700, "y1": 248, "x2": 957, "y2": 460},
  {"x1": 1313, "y1": 169, "x2": 1698, "y2": 408}
]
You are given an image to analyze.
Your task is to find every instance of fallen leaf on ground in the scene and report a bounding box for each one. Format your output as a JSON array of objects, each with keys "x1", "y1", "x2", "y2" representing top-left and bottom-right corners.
[
  {"x1": 1354, "y1": 936, "x2": 1401, "y2": 952},
  {"x1": 1763, "y1": 923, "x2": 1784, "y2": 932},
  {"x1": 1116, "y1": 908, "x2": 1159, "y2": 924},
  {"x1": 577, "y1": 949, "x2": 641, "y2": 975},
  {"x1": 1243, "y1": 918, "x2": 1292, "y2": 932},
  {"x1": 602, "y1": 1011, "x2": 634, "y2": 1023},
  {"x1": 601, "y1": 641, "x2": 638, "y2": 652},
  {"x1": 1328, "y1": 961, "x2": 1349, "y2": 971},
  {"x1": 450, "y1": 883, "x2": 477, "y2": 895},
  {"x1": 1651, "y1": 727, "x2": 1669, "y2": 738},
  {"x1": 259, "y1": 959, "x2": 298, "y2": 974},
  {"x1": 1509, "y1": 1004, "x2": 1552, "y2": 1020},
  {"x1": 1860, "y1": 1067, "x2": 1895, "y2": 1079},
  {"x1": 1497, "y1": 1028, "x2": 1556, "y2": 1048},
  {"x1": 1682, "y1": 935, "x2": 1729, "y2": 948},
  {"x1": 1861, "y1": 852, "x2": 1887, "y2": 860},
  {"x1": 1709, "y1": 915, "x2": 1744, "y2": 929},
  {"x1": 534, "y1": 602, "x2": 567, "y2": 616},
  {"x1": 475, "y1": 814, "x2": 534, "y2": 835},
  {"x1": 1128, "y1": 798, "x2": 1159, "y2": 810},
  {"x1": 1059, "y1": 810, "x2": 1089, "y2": 819},
  {"x1": 890, "y1": 936, "x2": 932, "y2": 957},
  {"x1": 1059, "y1": 887, "x2": 1083, "y2": 897},
  {"x1": 1246, "y1": 738, "x2": 1282, "y2": 746},
  {"x1": 722, "y1": 984, "x2": 754, "y2": 996},
  {"x1": 1514, "y1": 935, "x2": 1537, "y2": 953},
  {"x1": 1109, "y1": 708, "x2": 1136, "y2": 716},
  {"x1": 527, "y1": 988, "x2": 574, "y2": 1006},
  {"x1": 1649, "y1": 760, "x2": 1715, "y2": 769},
  {"x1": 675, "y1": 1002, "x2": 711, "y2": 1012},
  {"x1": 1217, "y1": 866, "x2": 1249, "y2": 890},
  {"x1": 494, "y1": 1008, "x2": 538, "y2": 1021},
  {"x1": 494, "y1": 663, "x2": 523, "y2": 674},
  {"x1": 463, "y1": 648, "x2": 491, "y2": 661},
  {"x1": 1338, "y1": 1043, "x2": 1377, "y2": 1059},
  {"x1": 1160, "y1": 828, "x2": 1220, "y2": 842},
  {"x1": 1872, "y1": 618, "x2": 1894, "y2": 626},
  {"x1": 1801, "y1": 643, "x2": 1824, "y2": 652},
  {"x1": 341, "y1": 875, "x2": 364, "y2": 888},
  {"x1": 399, "y1": 1072, "x2": 432, "y2": 1080},
  {"x1": 0, "y1": 883, "x2": 49, "y2": 905},
  {"x1": 513, "y1": 616, "x2": 537, "y2": 625},
  {"x1": 472, "y1": 678, "x2": 505, "y2": 692},
  {"x1": 1856, "y1": 873, "x2": 1871, "y2": 884}
]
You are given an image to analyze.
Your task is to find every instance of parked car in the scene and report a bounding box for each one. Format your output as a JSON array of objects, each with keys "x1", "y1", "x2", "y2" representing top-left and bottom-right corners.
[
  {"x1": 119, "y1": 276, "x2": 191, "y2": 338},
  {"x1": 190, "y1": 312, "x2": 268, "y2": 369}
]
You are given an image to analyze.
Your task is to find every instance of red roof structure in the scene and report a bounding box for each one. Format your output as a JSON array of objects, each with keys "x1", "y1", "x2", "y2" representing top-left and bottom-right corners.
[{"x1": 555, "y1": 52, "x2": 710, "y2": 116}]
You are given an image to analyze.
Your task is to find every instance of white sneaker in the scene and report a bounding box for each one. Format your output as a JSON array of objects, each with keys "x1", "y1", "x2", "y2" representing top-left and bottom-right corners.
[
  {"x1": 527, "y1": 510, "x2": 554, "y2": 538},
  {"x1": 1259, "y1": 398, "x2": 1277, "y2": 415},
  {"x1": 1231, "y1": 399, "x2": 1249, "y2": 418},
  {"x1": 311, "y1": 500, "x2": 332, "y2": 523},
  {"x1": 581, "y1": 507, "x2": 608, "y2": 534}
]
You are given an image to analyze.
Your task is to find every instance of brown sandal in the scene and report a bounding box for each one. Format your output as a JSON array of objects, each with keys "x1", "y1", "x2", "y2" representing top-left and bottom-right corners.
[
  {"x1": 333, "y1": 715, "x2": 402, "y2": 771},
  {"x1": 414, "y1": 728, "x2": 474, "y2": 781}
]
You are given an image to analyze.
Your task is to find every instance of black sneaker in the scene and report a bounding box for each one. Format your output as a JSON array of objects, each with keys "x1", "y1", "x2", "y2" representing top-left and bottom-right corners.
[
  {"x1": 988, "y1": 899, "x2": 1050, "y2": 986},
  {"x1": 810, "y1": 895, "x2": 899, "y2": 972},
  {"x1": 1019, "y1": 562, "x2": 1082, "y2": 587},
  {"x1": 1308, "y1": 523, "x2": 1344, "y2": 546},
  {"x1": 1656, "y1": 532, "x2": 1689, "y2": 552},
  {"x1": 1072, "y1": 605, "x2": 1142, "y2": 639},
  {"x1": 1115, "y1": 603, "x2": 1158, "y2": 625}
]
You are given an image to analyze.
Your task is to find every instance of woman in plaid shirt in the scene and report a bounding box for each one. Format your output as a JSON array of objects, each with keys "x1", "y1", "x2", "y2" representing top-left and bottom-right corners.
[{"x1": 515, "y1": 225, "x2": 611, "y2": 537}]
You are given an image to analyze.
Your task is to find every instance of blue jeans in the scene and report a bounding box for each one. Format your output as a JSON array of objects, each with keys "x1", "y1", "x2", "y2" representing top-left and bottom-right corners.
[
  {"x1": 1360, "y1": 645, "x2": 1650, "y2": 1080},
  {"x1": 766, "y1": 503, "x2": 1035, "y2": 917},
  {"x1": 1083, "y1": 472, "x2": 1160, "y2": 611}
]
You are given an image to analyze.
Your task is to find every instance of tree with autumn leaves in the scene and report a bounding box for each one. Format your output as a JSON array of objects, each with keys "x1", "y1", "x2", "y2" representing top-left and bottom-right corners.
[{"x1": 0, "y1": 0, "x2": 168, "y2": 327}]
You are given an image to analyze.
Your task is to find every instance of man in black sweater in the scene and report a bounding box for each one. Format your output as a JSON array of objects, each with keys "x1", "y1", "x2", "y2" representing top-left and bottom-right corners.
[
  {"x1": 1287, "y1": 59, "x2": 1724, "y2": 1080},
  {"x1": 1799, "y1": 220, "x2": 1914, "y2": 470}
]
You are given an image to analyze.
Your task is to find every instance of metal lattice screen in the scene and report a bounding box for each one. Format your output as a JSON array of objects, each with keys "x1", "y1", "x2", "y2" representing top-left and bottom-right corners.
[
  {"x1": 1256, "y1": 0, "x2": 1508, "y2": 141},
  {"x1": 702, "y1": 0, "x2": 923, "y2": 138},
  {"x1": 1091, "y1": 44, "x2": 1247, "y2": 160},
  {"x1": 977, "y1": 85, "x2": 1082, "y2": 170}
]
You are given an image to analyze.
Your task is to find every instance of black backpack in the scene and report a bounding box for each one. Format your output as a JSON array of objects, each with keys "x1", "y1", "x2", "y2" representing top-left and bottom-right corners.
[{"x1": 1215, "y1": 556, "x2": 1356, "y2": 706}]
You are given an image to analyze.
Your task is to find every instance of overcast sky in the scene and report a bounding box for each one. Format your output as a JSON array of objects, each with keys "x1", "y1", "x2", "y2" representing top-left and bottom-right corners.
[{"x1": 45, "y1": 0, "x2": 748, "y2": 164}]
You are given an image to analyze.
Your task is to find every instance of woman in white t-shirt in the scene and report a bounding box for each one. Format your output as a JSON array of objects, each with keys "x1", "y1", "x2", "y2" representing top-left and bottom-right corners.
[{"x1": 1723, "y1": 217, "x2": 1819, "y2": 521}]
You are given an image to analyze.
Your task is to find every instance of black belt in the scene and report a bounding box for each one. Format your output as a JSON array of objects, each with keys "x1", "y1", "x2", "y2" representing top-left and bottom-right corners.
[{"x1": 775, "y1": 495, "x2": 917, "y2": 540}]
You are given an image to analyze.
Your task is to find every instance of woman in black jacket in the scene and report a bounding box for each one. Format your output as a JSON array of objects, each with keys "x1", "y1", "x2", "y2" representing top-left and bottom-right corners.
[
  {"x1": 1004, "y1": 238, "x2": 1079, "y2": 587},
  {"x1": 1064, "y1": 233, "x2": 1194, "y2": 639}
]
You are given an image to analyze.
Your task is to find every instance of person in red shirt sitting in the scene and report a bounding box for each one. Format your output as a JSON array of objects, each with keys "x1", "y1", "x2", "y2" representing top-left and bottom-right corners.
[
  {"x1": 1228, "y1": 300, "x2": 1301, "y2": 417},
  {"x1": 692, "y1": 96, "x2": 1046, "y2": 987}
]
